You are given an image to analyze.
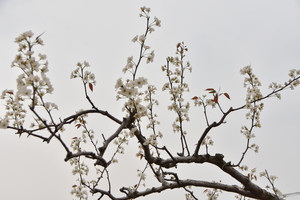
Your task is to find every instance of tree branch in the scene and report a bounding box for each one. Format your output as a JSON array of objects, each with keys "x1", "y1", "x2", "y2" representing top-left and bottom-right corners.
[{"x1": 194, "y1": 107, "x2": 233, "y2": 156}]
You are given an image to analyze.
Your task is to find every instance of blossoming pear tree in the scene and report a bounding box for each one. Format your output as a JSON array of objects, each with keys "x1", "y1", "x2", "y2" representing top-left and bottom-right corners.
[{"x1": 1, "y1": 7, "x2": 300, "y2": 200}]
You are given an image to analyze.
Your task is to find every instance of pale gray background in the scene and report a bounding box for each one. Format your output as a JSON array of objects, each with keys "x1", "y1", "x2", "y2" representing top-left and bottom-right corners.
[{"x1": 0, "y1": 0, "x2": 300, "y2": 199}]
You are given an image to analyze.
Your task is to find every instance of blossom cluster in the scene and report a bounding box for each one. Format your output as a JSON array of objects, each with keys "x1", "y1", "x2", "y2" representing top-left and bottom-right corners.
[
  {"x1": 113, "y1": 134, "x2": 127, "y2": 154},
  {"x1": 259, "y1": 171, "x2": 284, "y2": 198},
  {"x1": 204, "y1": 187, "x2": 222, "y2": 200},
  {"x1": 122, "y1": 7, "x2": 160, "y2": 75},
  {"x1": 144, "y1": 86, "x2": 159, "y2": 128},
  {"x1": 143, "y1": 134, "x2": 158, "y2": 146},
  {"x1": 287, "y1": 69, "x2": 300, "y2": 90},
  {"x1": 69, "y1": 154, "x2": 89, "y2": 200},
  {"x1": 239, "y1": 66, "x2": 264, "y2": 158},
  {"x1": 268, "y1": 69, "x2": 300, "y2": 100},
  {"x1": 240, "y1": 65, "x2": 263, "y2": 127},
  {"x1": 70, "y1": 137, "x2": 82, "y2": 152},
  {"x1": 240, "y1": 65, "x2": 263, "y2": 101},
  {"x1": 162, "y1": 42, "x2": 191, "y2": 133},
  {"x1": 70, "y1": 61, "x2": 96, "y2": 86},
  {"x1": 240, "y1": 125, "x2": 255, "y2": 139},
  {"x1": 259, "y1": 171, "x2": 277, "y2": 182},
  {"x1": 143, "y1": 85, "x2": 163, "y2": 147},
  {"x1": 12, "y1": 31, "x2": 53, "y2": 97},
  {"x1": 115, "y1": 77, "x2": 148, "y2": 119},
  {"x1": 116, "y1": 7, "x2": 161, "y2": 122},
  {"x1": 0, "y1": 90, "x2": 25, "y2": 128},
  {"x1": 0, "y1": 31, "x2": 56, "y2": 129},
  {"x1": 201, "y1": 135, "x2": 214, "y2": 146},
  {"x1": 70, "y1": 184, "x2": 88, "y2": 200},
  {"x1": 70, "y1": 112, "x2": 96, "y2": 153},
  {"x1": 70, "y1": 158, "x2": 89, "y2": 176},
  {"x1": 139, "y1": 6, "x2": 161, "y2": 32}
]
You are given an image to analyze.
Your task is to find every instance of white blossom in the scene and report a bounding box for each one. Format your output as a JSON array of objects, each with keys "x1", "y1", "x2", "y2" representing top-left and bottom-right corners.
[
  {"x1": 139, "y1": 34, "x2": 146, "y2": 43},
  {"x1": 146, "y1": 51, "x2": 155, "y2": 63},
  {"x1": 132, "y1": 35, "x2": 138, "y2": 43}
]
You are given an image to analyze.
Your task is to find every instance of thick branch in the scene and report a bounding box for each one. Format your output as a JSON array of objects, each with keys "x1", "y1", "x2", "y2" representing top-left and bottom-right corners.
[
  {"x1": 93, "y1": 176, "x2": 276, "y2": 200},
  {"x1": 98, "y1": 115, "x2": 135, "y2": 156},
  {"x1": 64, "y1": 151, "x2": 108, "y2": 167},
  {"x1": 134, "y1": 153, "x2": 278, "y2": 200}
]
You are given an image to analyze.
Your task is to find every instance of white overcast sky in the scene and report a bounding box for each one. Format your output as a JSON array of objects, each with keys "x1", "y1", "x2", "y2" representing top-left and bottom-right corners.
[{"x1": 0, "y1": 0, "x2": 300, "y2": 200}]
